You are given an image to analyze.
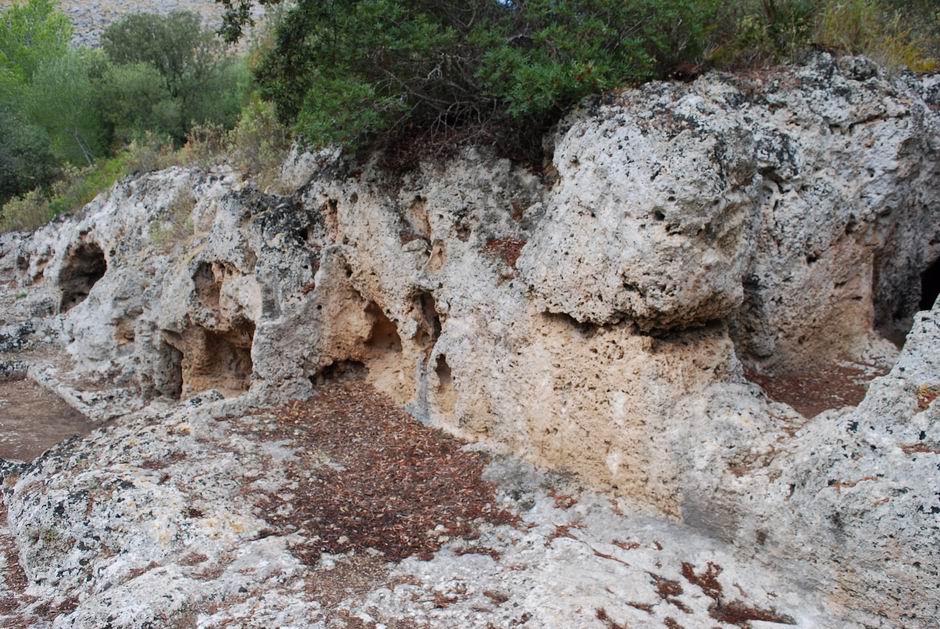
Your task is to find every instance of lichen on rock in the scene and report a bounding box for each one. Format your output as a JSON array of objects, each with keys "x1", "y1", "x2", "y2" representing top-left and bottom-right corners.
[{"x1": 0, "y1": 53, "x2": 938, "y2": 627}]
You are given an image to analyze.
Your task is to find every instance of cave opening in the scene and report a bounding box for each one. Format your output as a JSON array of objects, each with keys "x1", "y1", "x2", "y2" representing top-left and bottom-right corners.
[
  {"x1": 179, "y1": 319, "x2": 255, "y2": 396},
  {"x1": 58, "y1": 242, "x2": 106, "y2": 311},
  {"x1": 310, "y1": 359, "x2": 368, "y2": 386},
  {"x1": 365, "y1": 303, "x2": 403, "y2": 354},
  {"x1": 415, "y1": 291, "x2": 442, "y2": 348},
  {"x1": 433, "y1": 353, "x2": 456, "y2": 415},
  {"x1": 919, "y1": 257, "x2": 940, "y2": 312},
  {"x1": 162, "y1": 341, "x2": 184, "y2": 400}
]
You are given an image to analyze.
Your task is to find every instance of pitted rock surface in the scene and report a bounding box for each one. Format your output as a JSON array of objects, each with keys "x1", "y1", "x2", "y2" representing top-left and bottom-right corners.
[{"x1": 0, "y1": 54, "x2": 938, "y2": 627}]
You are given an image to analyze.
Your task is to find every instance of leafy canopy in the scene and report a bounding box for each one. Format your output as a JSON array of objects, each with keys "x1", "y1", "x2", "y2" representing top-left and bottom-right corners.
[
  {"x1": 219, "y1": 0, "x2": 940, "y2": 163},
  {"x1": 0, "y1": 0, "x2": 71, "y2": 84},
  {"x1": 226, "y1": 0, "x2": 720, "y2": 159}
]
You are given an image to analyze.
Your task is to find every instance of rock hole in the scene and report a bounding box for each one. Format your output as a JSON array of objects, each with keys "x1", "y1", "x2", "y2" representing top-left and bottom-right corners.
[
  {"x1": 161, "y1": 341, "x2": 184, "y2": 399},
  {"x1": 365, "y1": 303, "x2": 402, "y2": 354},
  {"x1": 434, "y1": 353, "x2": 456, "y2": 415},
  {"x1": 875, "y1": 253, "x2": 940, "y2": 347},
  {"x1": 193, "y1": 261, "x2": 236, "y2": 311},
  {"x1": 405, "y1": 195, "x2": 431, "y2": 239},
  {"x1": 176, "y1": 319, "x2": 255, "y2": 396},
  {"x1": 415, "y1": 291, "x2": 442, "y2": 347},
  {"x1": 310, "y1": 359, "x2": 367, "y2": 386},
  {"x1": 58, "y1": 241, "x2": 106, "y2": 311},
  {"x1": 919, "y1": 256, "x2": 940, "y2": 311}
]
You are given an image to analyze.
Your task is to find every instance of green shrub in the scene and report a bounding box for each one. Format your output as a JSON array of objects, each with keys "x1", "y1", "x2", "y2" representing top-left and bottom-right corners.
[
  {"x1": 101, "y1": 11, "x2": 249, "y2": 142},
  {"x1": 0, "y1": 188, "x2": 52, "y2": 232},
  {"x1": 246, "y1": 0, "x2": 721, "y2": 158},
  {"x1": 707, "y1": 0, "x2": 816, "y2": 67},
  {"x1": 0, "y1": 106, "x2": 57, "y2": 204},
  {"x1": 0, "y1": 0, "x2": 72, "y2": 84},
  {"x1": 222, "y1": 0, "x2": 939, "y2": 163},
  {"x1": 97, "y1": 63, "x2": 182, "y2": 144},
  {"x1": 0, "y1": 136, "x2": 182, "y2": 233},
  {"x1": 228, "y1": 96, "x2": 292, "y2": 188},
  {"x1": 22, "y1": 49, "x2": 108, "y2": 166},
  {"x1": 815, "y1": 0, "x2": 939, "y2": 72}
]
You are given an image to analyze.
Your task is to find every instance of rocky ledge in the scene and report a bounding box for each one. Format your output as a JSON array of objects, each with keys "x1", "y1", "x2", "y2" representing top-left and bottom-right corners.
[{"x1": 0, "y1": 54, "x2": 938, "y2": 627}]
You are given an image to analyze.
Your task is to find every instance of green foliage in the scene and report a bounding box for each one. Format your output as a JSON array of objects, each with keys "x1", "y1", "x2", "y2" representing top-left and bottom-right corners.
[
  {"x1": 815, "y1": 0, "x2": 939, "y2": 71},
  {"x1": 97, "y1": 63, "x2": 181, "y2": 144},
  {"x1": 227, "y1": 95, "x2": 292, "y2": 186},
  {"x1": 0, "y1": 0, "x2": 72, "y2": 84},
  {"x1": 0, "y1": 106, "x2": 57, "y2": 204},
  {"x1": 101, "y1": 11, "x2": 249, "y2": 142},
  {"x1": 707, "y1": 1, "x2": 817, "y2": 66},
  {"x1": 250, "y1": 0, "x2": 721, "y2": 155},
  {"x1": 22, "y1": 49, "x2": 107, "y2": 165},
  {"x1": 178, "y1": 96, "x2": 291, "y2": 188},
  {"x1": 0, "y1": 187, "x2": 50, "y2": 232},
  {"x1": 1, "y1": 135, "x2": 179, "y2": 233},
  {"x1": 226, "y1": 0, "x2": 940, "y2": 161}
]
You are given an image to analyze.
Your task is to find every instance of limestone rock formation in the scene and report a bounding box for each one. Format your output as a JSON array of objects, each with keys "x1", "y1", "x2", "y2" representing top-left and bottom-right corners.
[{"x1": 1, "y1": 53, "x2": 938, "y2": 626}]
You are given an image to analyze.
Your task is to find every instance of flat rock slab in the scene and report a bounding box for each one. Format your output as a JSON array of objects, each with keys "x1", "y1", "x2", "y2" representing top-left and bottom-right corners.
[
  {"x1": 0, "y1": 382, "x2": 846, "y2": 627},
  {"x1": 0, "y1": 378, "x2": 94, "y2": 462}
]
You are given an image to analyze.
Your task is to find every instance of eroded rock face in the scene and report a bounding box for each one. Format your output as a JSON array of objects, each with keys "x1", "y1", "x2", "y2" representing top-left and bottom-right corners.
[{"x1": 2, "y1": 53, "x2": 939, "y2": 626}]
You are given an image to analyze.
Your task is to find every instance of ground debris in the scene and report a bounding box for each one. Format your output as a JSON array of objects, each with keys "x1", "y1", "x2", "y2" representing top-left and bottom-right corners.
[{"x1": 237, "y1": 381, "x2": 516, "y2": 564}]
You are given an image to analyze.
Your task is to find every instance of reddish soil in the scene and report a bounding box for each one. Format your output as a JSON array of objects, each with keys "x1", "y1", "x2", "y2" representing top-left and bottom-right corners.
[
  {"x1": 231, "y1": 381, "x2": 515, "y2": 565},
  {"x1": 0, "y1": 378, "x2": 95, "y2": 462},
  {"x1": 483, "y1": 238, "x2": 526, "y2": 269},
  {"x1": 745, "y1": 361, "x2": 887, "y2": 418}
]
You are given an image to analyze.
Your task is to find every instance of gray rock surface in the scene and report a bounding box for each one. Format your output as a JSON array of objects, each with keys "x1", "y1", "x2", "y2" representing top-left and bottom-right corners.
[{"x1": 0, "y1": 54, "x2": 938, "y2": 627}]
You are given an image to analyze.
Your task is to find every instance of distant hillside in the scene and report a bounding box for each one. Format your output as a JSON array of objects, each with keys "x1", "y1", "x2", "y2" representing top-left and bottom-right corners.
[{"x1": 0, "y1": 0, "x2": 258, "y2": 46}]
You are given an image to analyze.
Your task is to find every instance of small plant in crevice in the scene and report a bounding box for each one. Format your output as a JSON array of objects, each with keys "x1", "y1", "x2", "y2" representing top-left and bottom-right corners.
[{"x1": 148, "y1": 191, "x2": 196, "y2": 251}]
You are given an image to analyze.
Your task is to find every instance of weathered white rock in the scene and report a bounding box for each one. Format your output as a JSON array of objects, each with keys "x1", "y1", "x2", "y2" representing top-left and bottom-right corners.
[{"x1": 0, "y1": 53, "x2": 938, "y2": 627}]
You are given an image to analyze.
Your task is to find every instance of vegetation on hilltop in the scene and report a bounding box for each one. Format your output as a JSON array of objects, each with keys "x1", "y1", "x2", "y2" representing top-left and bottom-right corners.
[
  {"x1": 219, "y1": 0, "x2": 940, "y2": 164},
  {"x1": 0, "y1": 1, "x2": 272, "y2": 230},
  {"x1": 1, "y1": 0, "x2": 938, "y2": 233}
]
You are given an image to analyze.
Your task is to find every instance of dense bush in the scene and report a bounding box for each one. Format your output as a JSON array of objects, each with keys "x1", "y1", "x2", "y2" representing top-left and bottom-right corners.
[
  {"x1": 242, "y1": 0, "x2": 721, "y2": 157},
  {"x1": 0, "y1": 106, "x2": 57, "y2": 205},
  {"x1": 221, "y1": 0, "x2": 940, "y2": 161},
  {"x1": 23, "y1": 49, "x2": 108, "y2": 165},
  {"x1": 0, "y1": 1, "x2": 251, "y2": 231},
  {"x1": 101, "y1": 11, "x2": 250, "y2": 143},
  {"x1": 0, "y1": 135, "x2": 179, "y2": 232}
]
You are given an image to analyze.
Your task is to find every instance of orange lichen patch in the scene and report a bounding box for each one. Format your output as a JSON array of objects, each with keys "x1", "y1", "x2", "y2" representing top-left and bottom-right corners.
[
  {"x1": 681, "y1": 561, "x2": 723, "y2": 600},
  {"x1": 709, "y1": 600, "x2": 795, "y2": 627},
  {"x1": 650, "y1": 572, "x2": 690, "y2": 612},
  {"x1": 916, "y1": 385, "x2": 939, "y2": 411},
  {"x1": 432, "y1": 591, "x2": 459, "y2": 608},
  {"x1": 178, "y1": 552, "x2": 209, "y2": 567},
  {"x1": 627, "y1": 601, "x2": 654, "y2": 613},
  {"x1": 613, "y1": 540, "x2": 641, "y2": 551},
  {"x1": 453, "y1": 546, "x2": 502, "y2": 561},
  {"x1": 901, "y1": 443, "x2": 940, "y2": 455},
  {"x1": 548, "y1": 488, "x2": 577, "y2": 510},
  {"x1": 664, "y1": 618, "x2": 685, "y2": 629},
  {"x1": 727, "y1": 445, "x2": 781, "y2": 477},
  {"x1": 483, "y1": 238, "x2": 526, "y2": 268},
  {"x1": 593, "y1": 549, "x2": 631, "y2": 568},
  {"x1": 238, "y1": 381, "x2": 516, "y2": 564},
  {"x1": 544, "y1": 523, "x2": 582, "y2": 547},
  {"x1": 828, "y1": 476, "x2": 878, "y2": 493},
  {"x1": 483, "y1": 590, "x2": 510, "y2": 605},
  {"x1": 139, "y1": 451, "x2": 187, "y2": 470}
]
